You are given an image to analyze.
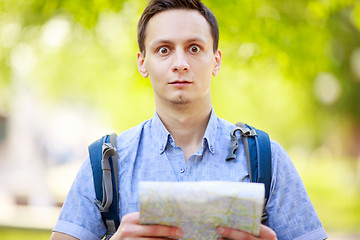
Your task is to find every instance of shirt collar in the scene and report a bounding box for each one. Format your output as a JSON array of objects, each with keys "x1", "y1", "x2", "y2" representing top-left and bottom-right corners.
[
  {"x1": 150, "y1": 108, "x2": 218, "y2": 155},
  {"x1": 151, "y1": 111, "x2": 171, "y2": 154},
  {"x1": 202, "y1": 108, "x2": 217, "y2": 155}
]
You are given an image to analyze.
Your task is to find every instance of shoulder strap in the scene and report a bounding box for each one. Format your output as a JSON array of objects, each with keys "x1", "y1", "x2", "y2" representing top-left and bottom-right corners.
[
  {"x1": 226, "y1": 123, "x2": 272, "y2": 224},
  {"x1": 89, "y1": 133, "x2": 120, "y2": 239}
]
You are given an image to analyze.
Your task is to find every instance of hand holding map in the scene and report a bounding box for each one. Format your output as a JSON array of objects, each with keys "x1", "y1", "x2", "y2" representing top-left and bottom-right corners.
[{"x1": 139, "y1": 181, "x2": 265, "y2": 240}]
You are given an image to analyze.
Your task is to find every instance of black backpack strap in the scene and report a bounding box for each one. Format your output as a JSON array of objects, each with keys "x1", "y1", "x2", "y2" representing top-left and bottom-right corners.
[
  {"x1": 89, "y1": 133, "x2": 120, "y2": 239},
  {"x1": 226, "y1": 123, "x2": 272, "y2": 224}
]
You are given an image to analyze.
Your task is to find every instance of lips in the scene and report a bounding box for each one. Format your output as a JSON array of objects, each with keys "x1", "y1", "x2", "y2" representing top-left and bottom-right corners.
[
  {"x1": 169, "y1": 80, "x2": 192, "y2": 88},
  {"x1": 169, "y1": 80, "x2": 192, "y2": 85}
]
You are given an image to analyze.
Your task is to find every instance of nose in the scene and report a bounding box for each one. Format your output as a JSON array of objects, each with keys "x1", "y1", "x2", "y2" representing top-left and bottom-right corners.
[{"x1": 171, "y1": 50, "x2": 189, "y2": 72}]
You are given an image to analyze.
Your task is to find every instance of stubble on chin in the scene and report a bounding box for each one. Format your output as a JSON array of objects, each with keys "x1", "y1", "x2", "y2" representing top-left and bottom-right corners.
[{"x1": 170, "y1": 96, "x2": 190, "y2": 105}]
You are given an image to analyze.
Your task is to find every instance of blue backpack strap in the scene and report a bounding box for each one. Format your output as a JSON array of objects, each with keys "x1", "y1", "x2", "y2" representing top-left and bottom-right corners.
[
  {"x1": 89, "y1": 133, "x2": 120, "y2": 239},
  {"x1": 226, "y1": 123, "x2": 272, "y2": 224},
  {"x1": 245, "y1": 124, "x2": 272, "y2": 201}
]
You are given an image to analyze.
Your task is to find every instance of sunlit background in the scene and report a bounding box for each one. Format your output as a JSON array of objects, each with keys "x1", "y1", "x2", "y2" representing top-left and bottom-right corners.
[{"x1": 0, "y1": 0, "x2": 359, "y2": 239}]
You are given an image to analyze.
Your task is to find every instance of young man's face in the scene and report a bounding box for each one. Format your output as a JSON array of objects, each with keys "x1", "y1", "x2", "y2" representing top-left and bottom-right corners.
[{"x1": 137, "y1": 9, "x2": 221, "y2": 108}]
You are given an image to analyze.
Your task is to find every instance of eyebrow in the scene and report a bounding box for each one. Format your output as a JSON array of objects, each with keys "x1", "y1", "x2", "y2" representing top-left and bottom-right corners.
[{"x1": 150, "y1": 37, "x2": 207, "y2": 49}]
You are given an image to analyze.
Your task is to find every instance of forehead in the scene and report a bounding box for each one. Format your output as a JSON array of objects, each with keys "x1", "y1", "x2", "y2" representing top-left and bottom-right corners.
[{"x1": 144, "y1": 9, "x2": 212, "y2": 48}]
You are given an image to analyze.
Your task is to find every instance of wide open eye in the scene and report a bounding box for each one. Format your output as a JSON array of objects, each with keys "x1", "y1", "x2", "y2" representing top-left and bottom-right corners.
[
  {"x1": 189, "y1": 45, "x2": 200, "y2": 53},
  {"x1": 158, "y1": 46, "x2": 170, "y2": 55}
]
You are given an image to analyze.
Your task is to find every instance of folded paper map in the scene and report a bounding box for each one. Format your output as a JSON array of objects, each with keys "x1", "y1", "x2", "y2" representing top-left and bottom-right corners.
[{"x1": 139, "y1": 181, "x2": 265, "y2": 240}]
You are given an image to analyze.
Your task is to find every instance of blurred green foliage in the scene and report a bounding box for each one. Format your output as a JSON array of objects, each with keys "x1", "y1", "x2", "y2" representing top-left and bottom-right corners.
[
  {"x1": 1, "y1": 0, "x2": 359, "y2": 149},
  {"x1": 0, "y1": 0, "x2": 360, "y2": 234},
  {"x1": 295, "y1": 156, "x2": 360, "y2": 232},
  {"x1": 0, "y1": 227, "x2": 51, "y2": 240}
]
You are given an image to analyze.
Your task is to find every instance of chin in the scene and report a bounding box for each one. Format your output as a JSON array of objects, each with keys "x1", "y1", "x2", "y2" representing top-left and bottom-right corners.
[
  {"x1": 170, "y1": 96, "x2": 191, "y2": 105},
  {"x1": 170, "y1": 99, "x2": 191, "y2": 105}
]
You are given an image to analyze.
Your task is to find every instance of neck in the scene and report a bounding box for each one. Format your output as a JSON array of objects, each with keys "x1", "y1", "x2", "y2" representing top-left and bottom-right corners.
[{"x1": 156, "y1": 101, "x2": 212, "y2": 161}]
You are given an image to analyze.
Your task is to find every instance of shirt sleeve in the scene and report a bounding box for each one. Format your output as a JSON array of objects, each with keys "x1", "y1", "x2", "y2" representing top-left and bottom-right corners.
[
  {"x1": 53, "y1": 157, "x2": 107, "y2": 240},
  {"x1": 265, "y1": 140, "x2": 328, "y2": 240}
]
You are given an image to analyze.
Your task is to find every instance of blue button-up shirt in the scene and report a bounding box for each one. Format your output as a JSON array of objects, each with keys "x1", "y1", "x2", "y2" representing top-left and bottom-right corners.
[{"x1": 54, "y1": 110, "x2": 327, "y2": 240}]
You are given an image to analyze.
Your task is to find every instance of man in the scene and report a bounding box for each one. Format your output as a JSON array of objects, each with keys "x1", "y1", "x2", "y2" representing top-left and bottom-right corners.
[{"x1": 50, "y1": 0, "x2": 328, "y2": 239}]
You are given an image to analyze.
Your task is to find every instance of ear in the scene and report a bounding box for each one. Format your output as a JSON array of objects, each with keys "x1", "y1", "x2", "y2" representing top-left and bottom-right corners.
[
  {"x1": 137, "y1": 52, "x2": 149, "y2": 78},
  {"x1": 212, "y1": 49, "x2": 222, "y2": 76}
]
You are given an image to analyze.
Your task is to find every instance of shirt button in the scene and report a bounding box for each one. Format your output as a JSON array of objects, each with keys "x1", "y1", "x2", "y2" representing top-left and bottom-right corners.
[{"x1": 180, "y1": 168, "x2": 185, "y2": 173}]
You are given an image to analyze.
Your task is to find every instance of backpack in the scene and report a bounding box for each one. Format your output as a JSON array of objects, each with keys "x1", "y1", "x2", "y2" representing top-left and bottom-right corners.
[{"x1": 88, "y1": 122, "x2": 272, "y2": 239}]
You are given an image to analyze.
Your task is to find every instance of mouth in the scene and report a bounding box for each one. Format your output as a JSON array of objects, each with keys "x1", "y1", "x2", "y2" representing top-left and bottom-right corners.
[{"x1": 169, "y1": 80, "x2": 192, "y2": 85}]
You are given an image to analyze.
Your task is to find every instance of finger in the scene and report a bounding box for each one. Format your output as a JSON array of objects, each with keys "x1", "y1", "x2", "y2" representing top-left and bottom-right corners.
[
  {"x1": 121, "y1": 211, "x2": 141, "y2": 224},
  {"x1": 124, "y1": 238, "x2": 179, "y2": 240},
  {"x1": 216, "y1": 237, "x2": 232, "y2": 240},
  {"x1": 217, "y1": 225, "x2": 277, "y2": 240},
  {"x1": 119, "y1": 212, "x2": 183, "y2": 238},
  {"x1": 258, "y1": 225, "x2": 277, "y2": 240},
  {"x1": 217, "y1": 226, "x2": 258, "y2": 240},
  {"x1": 121, "y1": 224, "x2": 183, "y2": 238}
]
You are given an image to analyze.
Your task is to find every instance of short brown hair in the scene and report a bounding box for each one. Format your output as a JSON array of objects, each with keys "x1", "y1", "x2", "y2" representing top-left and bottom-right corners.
[{"x1": 137, "y1": 0, "x2": 219, "y2": 54}]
